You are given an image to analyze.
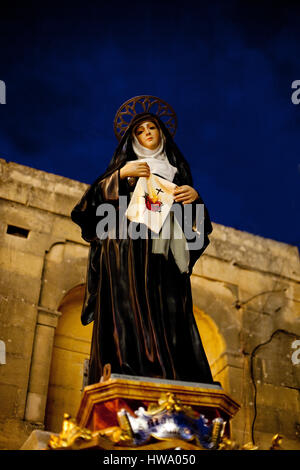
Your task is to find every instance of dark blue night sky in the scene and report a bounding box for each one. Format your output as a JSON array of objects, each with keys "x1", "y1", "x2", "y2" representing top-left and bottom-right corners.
[{"x1": 0, "y1": 0, "x2": 299, "y2": 249}]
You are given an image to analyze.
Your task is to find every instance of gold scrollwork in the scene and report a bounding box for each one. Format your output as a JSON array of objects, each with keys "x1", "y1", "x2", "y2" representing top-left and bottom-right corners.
[
  {"x1": 269, "y1": 433, "x2": 284, "y2": 450},
  {"x1": 48, "y1": 394, "x2": 284, "y2": 451},
  {"x1": 48, "y1": 413, "x2": 94, "y2": 449},
  {"x1": 146, "y1": 392, "x2": 198, "y2": 418}
]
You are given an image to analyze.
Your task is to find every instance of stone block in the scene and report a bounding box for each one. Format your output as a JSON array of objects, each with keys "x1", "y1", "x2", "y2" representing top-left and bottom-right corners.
[
  {"x1": 241, "y1": 309, "x2": 274, "y2": 353},
  {"x1": 256, "y1": 383, "x2": 299, "y2": 412},
  {"x1": 26, "y1": 185, "x2": 75, "y2": 217},
  {"x1": 277, "y1": 407, "x2": 300, "y2": 439},
  {"x1": 0, "y1": 323, "x2": 35, "y2": 360},
  {"x1": 240, "y1": 284, "x2": 290, "y2": 315},
  {"x1": 63, "y1": 241, "x2": 89, "y2": 260},
  {"x1": 253, "y1": 334, "x2": 300, "y2": 389},
  {"x1": 0, "y1": 269, "x2": 41, "y2": 304},
  {"x1": 0, "y1": 198, "x2": 53, "y2": 235},
  {"x1": 0, "y1": 349, "x2": 32, "y2": 389},
  {"x1": 254, "y1": 430, "x2": 300, "y2": 450},
  {"x1": 39, "y1": 252, "x2": 87, "y2": 310},
  {"x1": 0, "y1": 246, "x2": 44, "y2": 278},
  {"x1": 20, "y1": 429, "x2": 56, "y2": 450},
  {"x1": 25, "y1": 392, "x2": 47, "y2": 424},
  {"x1": 254, "y1": 404, "x2": 280, "y2": 434},
  {"x1": 28, "y1": 324, "x2": 55, "y2": 395},
  {"x1": 37, "y1": 310, "x2": 61, "y2": 329},
  {"x1": 194, "y1": 255, "x2": 239, "y2": 285},
  {"x1": 0, "y1": 383, "x2": 18, "y2": 419},
  {"x1": 0, "y1": 417, "x2": 41, "y2": 450},
  {"x1": 0, "y1": 298, "x2": 37, "y2": 329},
  {"x1": 209, "y1": 223, "x2": 300, "y2": 281},
  {"x1": 0, "y1": 159, "x2": 88, "y2": 218},
  {"x1": 0, "y1": 180, "x2": 29, "y2": 206},
  {"x1": 290, "y1": 281, "x2": 300, "y2": 302},
  {"x1": 191, "y1": 275, "x2": 238, "y2": 312},
  {"x1": 53, "y1": 217, "x2": 86, "y2": 245}
]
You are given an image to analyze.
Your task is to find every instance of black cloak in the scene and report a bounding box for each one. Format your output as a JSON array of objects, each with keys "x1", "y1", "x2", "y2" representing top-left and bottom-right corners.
[{"x1": 71, "y1": 113, "x2": 214, "y2": 385}]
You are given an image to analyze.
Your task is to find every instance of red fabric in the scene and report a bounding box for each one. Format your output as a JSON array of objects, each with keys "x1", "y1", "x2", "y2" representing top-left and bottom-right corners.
[{"x1": 88, "y1": 399, "x2": 136, "y2": 431}]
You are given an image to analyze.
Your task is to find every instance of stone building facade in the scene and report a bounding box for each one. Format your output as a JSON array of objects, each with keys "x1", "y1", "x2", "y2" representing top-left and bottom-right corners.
[{"x1": 0, "y1": 158, "x2": 299, "y2": 450}]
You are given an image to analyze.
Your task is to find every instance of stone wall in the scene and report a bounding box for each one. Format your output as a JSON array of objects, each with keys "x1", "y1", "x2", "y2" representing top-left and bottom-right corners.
[
  {"x1": 0, "y1": 158, "x2": 299, "y2": 450},
  {"x1": 0, "y1": 158, "x2": 89, "y2": 449},
  {"x1": 192, "y1": 223, "x2": 300, "y2": 449}
]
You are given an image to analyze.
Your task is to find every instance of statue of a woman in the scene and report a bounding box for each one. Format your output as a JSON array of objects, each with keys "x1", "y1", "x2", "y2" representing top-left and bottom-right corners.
[{"x1": 71, "y1": 96, "x2": 214, "y2": 385}]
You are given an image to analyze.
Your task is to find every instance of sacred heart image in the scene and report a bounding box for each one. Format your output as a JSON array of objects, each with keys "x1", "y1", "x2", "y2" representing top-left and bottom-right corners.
[{"x1": 143, "y1": 187, "x2": 164, "y2": 212}]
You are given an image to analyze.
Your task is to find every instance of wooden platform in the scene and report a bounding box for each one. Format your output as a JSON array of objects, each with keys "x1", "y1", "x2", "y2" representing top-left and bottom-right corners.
[
  {"x1": 76, "y1": 374, "x2": 239, "y2": 432},
  {"x1": 46, "y1": 374, "x2": 240, "y2": 450}
]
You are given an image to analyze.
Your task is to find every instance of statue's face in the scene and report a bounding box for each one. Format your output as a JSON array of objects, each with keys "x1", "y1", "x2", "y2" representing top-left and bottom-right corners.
[{"x1": 134, "y1": 120, "x2": 161, "y2": 150}]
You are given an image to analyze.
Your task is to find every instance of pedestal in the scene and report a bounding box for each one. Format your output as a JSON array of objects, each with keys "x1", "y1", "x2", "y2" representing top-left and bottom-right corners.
[
  {"x1": 78, "y1": 374, "x2": 238, "y2": 430},
  {"x1": 47, "y1": 373, "x2": 240, "y2": 450}
]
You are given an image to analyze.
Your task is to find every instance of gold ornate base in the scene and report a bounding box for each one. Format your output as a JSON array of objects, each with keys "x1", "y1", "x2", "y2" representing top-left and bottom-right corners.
[
  {"x1": 76, "y1": 375, "x2": 239, "y2": 433},
  {"x1": 48, "y1": 374, "x2": 241, "y2": 450}
]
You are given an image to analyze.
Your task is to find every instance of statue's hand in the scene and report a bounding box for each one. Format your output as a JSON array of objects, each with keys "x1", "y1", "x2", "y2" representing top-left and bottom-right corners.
[
  {"x1": 173, "y1": 185, "x2": 199, "y2": 204},
  {"x1": 120, "y1": 162, "x2": 150, "y2": 179}
]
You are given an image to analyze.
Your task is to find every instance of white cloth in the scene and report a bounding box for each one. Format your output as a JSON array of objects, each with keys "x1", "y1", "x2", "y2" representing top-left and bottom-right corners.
[
  {"x1": 152, "y1": 211, "x2": 190, "y2": 274},
  {"x1": 126, "y1": 173, "x2": 176, "y2": 234},
  {"x1": 126, "y1": 129, "x2": 190, "y2": 274},
  {"x1": 125, "y1": 173, "x2": 190, "y2": 274}
]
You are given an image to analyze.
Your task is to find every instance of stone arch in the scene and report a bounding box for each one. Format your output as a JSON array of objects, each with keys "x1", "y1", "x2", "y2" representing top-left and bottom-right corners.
[
  {"x1": 191, "y1": 273, "x2": 246, "y2": 443},
  {"x1": 191, "y1": 275, "x2": 243, "y2": 394},
  {"x1": 44, "y1": 284, "x2": 93, "y2": 433},
  {"x1": 193, "y1": 305, "x2": 226, "y2": 382},
  {"x1": 24, "y1": 240, "x2": 90, "y2": 427}
]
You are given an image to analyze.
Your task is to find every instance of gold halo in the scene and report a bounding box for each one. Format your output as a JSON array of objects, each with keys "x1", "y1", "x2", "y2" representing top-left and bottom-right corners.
[{"x1": 113, "y1": 95, "x2": 177, "y2": 141}]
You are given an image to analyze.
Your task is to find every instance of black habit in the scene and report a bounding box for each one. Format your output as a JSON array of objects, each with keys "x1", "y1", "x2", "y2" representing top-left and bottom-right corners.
[{"x1": 71, "y1": 113, "x2": 214, "y2": 385}]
